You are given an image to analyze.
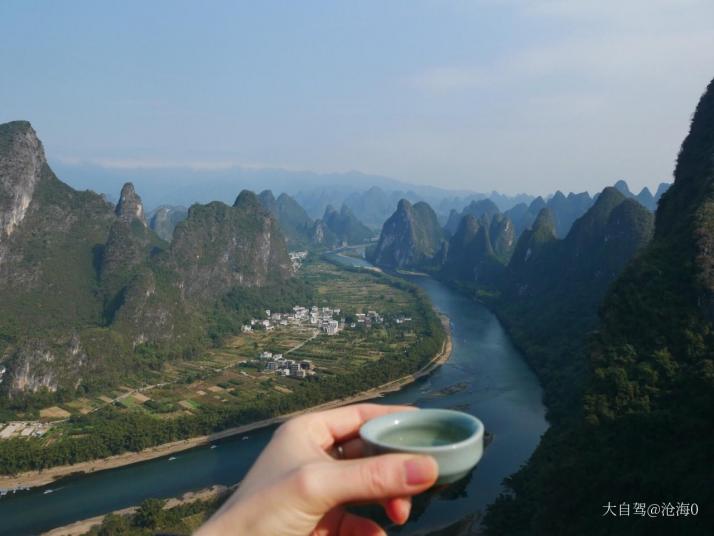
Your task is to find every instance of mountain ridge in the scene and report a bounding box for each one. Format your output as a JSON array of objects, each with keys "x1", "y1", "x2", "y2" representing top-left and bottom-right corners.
[
  {"x1": 367, "y1": 199, "x2": 444, "y2": 269},
  {"x1": 0, "y1": 121, "x2": 295, "y2": 400},
  {"x1": 484, "y1": 75, "x2": 714, "y2": 536}
]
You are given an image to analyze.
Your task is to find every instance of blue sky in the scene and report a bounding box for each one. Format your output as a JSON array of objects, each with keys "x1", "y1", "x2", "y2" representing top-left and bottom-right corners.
[{"x1": 1, "y1": 0, "x2": 713, "y2": 195}]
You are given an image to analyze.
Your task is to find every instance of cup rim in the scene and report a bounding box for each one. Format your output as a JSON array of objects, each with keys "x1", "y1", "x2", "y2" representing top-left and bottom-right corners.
[{"x1": 359, "y1": 408, "x2": 484, "y2": 453}]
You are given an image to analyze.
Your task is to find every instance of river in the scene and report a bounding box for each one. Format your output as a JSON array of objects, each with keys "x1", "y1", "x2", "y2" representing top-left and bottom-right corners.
[{"x1": 0, "y1": 254, "x2": 547, "y2": 535}]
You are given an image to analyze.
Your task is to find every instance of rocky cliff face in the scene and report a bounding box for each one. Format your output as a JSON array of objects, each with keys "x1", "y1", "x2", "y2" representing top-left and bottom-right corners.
[
  {"x1": 169, "y1": 190, "x2": 293, "y2": 301},
  {"x1": 258, "y1": 190, "x2": 314, "y2": 247},
  {"x1": 368, "y1": 199, "x2": 444, "y2": 269},
  {"x1": 441, "y1": 215, "x2": 496, "y2": 282},
  {"x1": 547, "y1": 191, "x2": 593, "y2": 237},
  {"x1": 506, "y1": 187, "x2": 653, "y2": 300},
  {"x1": 0, "y1": 122, "x2": 118, "y2": 396},
  {"x1": 115, "y1": 182, "x2": 147, "y2": 226},
  {"x1": 505, "y1": 192, "x2": 593, "y2": 239},
  {"x1": 507, "y1": 208, "x2": 557, "y2": 275},
  {"x1": 505, "y1": 196, "x2": 546, "y2": 237},
  {"x1": 646, "y1": 78, "x2": 714, "y2": 323},
  {"x1": 6, "y1": 334, "x2": 91, "y2": 394},
  {"x1": 443, "y1": 199, "x2": 500, "y2": 235},
  {"x1": 0, "y1": 121, "x2": 115, "y2": 326},
  {"x1": 438, "y1": 206, "x2": 515, "y2": 284},
  {"x1": 101, "y1": 184, "x2": 167, "y2": 322},
  {"x1": 443, "y1": 209, "x2": 461, "y2": 235},
  {"x1": 0, "y1": 121, "x2": 295, "y2": 399},
  {"x1": 488, "y1": 213, "x2": 516, "y2": 262},
  {"x1": 320, "y1": 204, "x2": 373, "y2": 246},
  {"x1": 311, "y1": 218, "x2": 333, "y2": 245},
  {"x1": 0, "y1": 122, "x2": 45, "y2": 260}
]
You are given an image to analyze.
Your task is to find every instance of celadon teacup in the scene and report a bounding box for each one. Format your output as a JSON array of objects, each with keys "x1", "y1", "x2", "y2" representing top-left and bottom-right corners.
[{"x1": 359, "y1": 408, "x2": 484, "y2": 485}]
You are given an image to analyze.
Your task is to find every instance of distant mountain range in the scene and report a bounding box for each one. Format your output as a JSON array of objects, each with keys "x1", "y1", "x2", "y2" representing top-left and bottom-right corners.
[
  {"x1": 498, "y1": 187, "x2": 654, "y2": 415},
  {"x1": 54, "y1": 158, "x2": 668, "y2": 238},
  {"x1": 256, "y1": 190, "x2": 375, "y2": 248},
  {"x1": 367, "y1": 181, "x2": 657, "y2": 419},
  {"x1": 367, "y1": 177, "x2": 662, "y2": 278},
  {"x1": 146, "y1": 177, "x2": 669, "y2": 250},
  {"x1": 53, "y1": 161, "x2": 497, "y2": 215}
]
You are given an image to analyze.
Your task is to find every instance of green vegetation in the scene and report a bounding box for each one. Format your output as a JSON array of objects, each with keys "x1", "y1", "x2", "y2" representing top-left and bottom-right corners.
[
  {"x1": 367, "y1": 199, "x2": 444, "y2": 269},
  {"x1": 87, "y1": 495, "x2": 228, "y2": 536},
  {"x1": 483, "y1": 78, "x2": 714, "y2": 535},
  {"x1": 439, "y1": 214, "x2": 508, "y2": 285},
  {"x1": 257, "y1": 190, "x2": 374, "y2": 248},
  {"x1": 444, "y1": 199, "x2": 500, "y2": 235},
  {"x1": 321, "y1": 204, "x2": 374, "y2": 245},
  {"x1": 0, "y1": 258, "x2": 445, "y2": 474},
  {"x1": 485, "y1": 188, "x2": 654, "y2": 420},
  {"x1": 257, "y1": 190, "x2": 315, "y2": 247},
  {"x1": 207, "y1": 279, "x2": 314, "y2": 344},
  {"x1": 0, "y1": 165, "x2": 114, "y2": 339},
  {"x1": 0, "y1": 137, "x2": 297, "y2": 403}
]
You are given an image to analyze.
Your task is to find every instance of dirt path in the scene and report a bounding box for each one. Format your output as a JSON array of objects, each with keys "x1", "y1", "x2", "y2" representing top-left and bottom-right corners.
[
  {"x1": 0, "y1": 315, "x2": 452, "y2": 491},
  {"x1": 285, "y1": 328, "x2": 319, "y2": 354}
]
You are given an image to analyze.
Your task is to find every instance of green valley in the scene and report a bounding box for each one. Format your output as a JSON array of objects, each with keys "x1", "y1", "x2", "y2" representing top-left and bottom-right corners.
[{"x1": 0, "y1": 256, "x2": 446, "y2": 475}]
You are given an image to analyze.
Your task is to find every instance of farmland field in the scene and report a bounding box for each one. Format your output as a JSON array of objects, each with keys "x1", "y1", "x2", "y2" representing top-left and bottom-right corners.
[{"x1": 3, "y1": 257, "x2": 436, "y2": 446}]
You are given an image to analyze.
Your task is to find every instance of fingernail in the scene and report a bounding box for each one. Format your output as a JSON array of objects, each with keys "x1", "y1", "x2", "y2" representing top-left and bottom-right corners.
[{"x1": 404, "y1": 457, "x2": 435, "y2": 485}]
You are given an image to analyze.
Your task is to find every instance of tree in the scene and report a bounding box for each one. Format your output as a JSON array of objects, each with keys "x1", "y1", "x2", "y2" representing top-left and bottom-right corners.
[
  {"x1": 96, "y1": 513, "x2": 131, "y2": 536},
  {"x1": 133, "y1": 498, "x2": 166, "y2": 529}
]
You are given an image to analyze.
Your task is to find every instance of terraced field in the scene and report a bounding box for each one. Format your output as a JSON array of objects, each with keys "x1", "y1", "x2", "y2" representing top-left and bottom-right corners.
[{"x1": 23, "y1": 258, "x2": 426, "y2": 437}]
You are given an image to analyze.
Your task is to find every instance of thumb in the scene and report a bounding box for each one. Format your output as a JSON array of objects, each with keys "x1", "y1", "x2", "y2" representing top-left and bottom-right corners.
[{"x1": 288, "y1": 454, "x2": 438, "y2": 514}]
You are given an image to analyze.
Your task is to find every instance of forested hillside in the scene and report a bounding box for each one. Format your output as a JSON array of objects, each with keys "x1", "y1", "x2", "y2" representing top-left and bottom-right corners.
[
  {"x1": 0, "y1": 121, "x2": 298, "y2": 405},
  {"x1": 366, "y1": 199, "x2": 444, "y2": 269},
  {"x1": 484, "y1": 77, "x2": 714, "y2": 536},
  {"x1": 492, "y1": 188, "x2": 654, "y2": 417}
]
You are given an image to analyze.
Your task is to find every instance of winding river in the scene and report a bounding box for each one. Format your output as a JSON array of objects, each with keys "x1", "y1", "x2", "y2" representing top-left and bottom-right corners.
[{"x1": 0, "y1": 255, "x2": 547, "y2": 535}]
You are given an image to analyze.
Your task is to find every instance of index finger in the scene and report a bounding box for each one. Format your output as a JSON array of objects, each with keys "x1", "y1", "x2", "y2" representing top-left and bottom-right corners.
[{"x1": 313, "y1": 403, "x2": 416, "y2": 449}]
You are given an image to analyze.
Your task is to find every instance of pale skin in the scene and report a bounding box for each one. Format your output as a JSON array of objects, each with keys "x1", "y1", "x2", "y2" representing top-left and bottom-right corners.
[{"x1": 196, "y1": 404, "x2": 438, "y2": 536}]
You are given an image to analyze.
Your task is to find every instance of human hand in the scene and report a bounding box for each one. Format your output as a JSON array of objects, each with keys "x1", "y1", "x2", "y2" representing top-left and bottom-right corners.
[{"x1": 196, "y1": 403, "x2": 438, "y2": 535}]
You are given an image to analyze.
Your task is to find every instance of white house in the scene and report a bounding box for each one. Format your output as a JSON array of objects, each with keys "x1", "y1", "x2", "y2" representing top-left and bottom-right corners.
[{"x1": 324, "y1": 320, "x2": 339, "y2": 335}]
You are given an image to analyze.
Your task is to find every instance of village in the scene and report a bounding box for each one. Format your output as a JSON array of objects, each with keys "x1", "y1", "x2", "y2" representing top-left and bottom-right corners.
[
  {"x1": 288, "y1": 250, "x2": 308, "y2": 270},
  {"x1": 0, "y1": 260, "x2": 420, "y2": 442},
  {"x1": 0, "y1": 303, "x2": 414, "y2": 441},
  {"x1": 0, "y1": 421, "x2": 51, "y2": 440},
  {"x1": 242, "y1": 304, "x2": 411, "y2": 379}
]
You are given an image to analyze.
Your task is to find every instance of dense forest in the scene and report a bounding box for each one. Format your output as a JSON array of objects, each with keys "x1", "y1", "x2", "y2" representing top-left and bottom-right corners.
[{"x1": 483, "y1": 78, "x2": 714, "y2": 535}]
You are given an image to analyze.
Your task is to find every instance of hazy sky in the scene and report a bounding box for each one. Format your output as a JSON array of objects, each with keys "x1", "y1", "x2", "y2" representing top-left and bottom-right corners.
[{"x1": 2, "y1": 0, "x2": 713, "y2": 195}]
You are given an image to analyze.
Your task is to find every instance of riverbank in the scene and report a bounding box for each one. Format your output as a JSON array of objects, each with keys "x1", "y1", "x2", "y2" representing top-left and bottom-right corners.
[
  {"x1": 42, "y1": 484, "x2": 233, "y2": 536},
  {"x1": 0, "y1": 314, "x2": 452, "y2": 491}
]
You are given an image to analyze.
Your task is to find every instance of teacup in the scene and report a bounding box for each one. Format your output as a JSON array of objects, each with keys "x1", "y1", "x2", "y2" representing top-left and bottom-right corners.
[{"x1": 359, "y1": 408, "x2": 484, "y2": 485}]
